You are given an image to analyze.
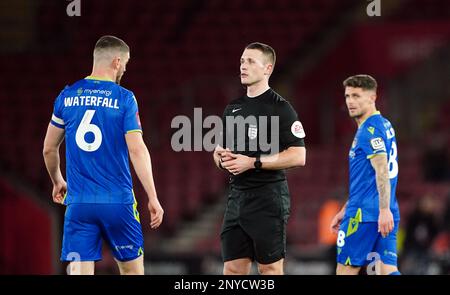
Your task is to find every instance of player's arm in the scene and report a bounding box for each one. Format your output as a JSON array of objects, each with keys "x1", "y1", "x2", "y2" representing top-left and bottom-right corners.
[
  {"x1": 330, "y1": 201, "x2": 348, "y2": 233},
  {"x1": 125, "y1": 132, "x2": 163, "y2": 229},
  {"x1": 43, "y1": 123, "x2": 66, "y2": 204},
  {"x1": 370, "y1": 154, "x2": 394, "y2": 237},
  {"x1": 221, "y1": 146, "x2": 305, "y2": 175}
]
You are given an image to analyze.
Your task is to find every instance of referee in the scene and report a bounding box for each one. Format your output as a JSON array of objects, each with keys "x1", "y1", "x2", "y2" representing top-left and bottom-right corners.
[{"x1": 213, "y1": 42, "x2": 306, "y2": 275}]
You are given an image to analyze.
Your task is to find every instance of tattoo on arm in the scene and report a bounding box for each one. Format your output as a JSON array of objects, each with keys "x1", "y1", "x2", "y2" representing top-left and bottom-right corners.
[{"x1": 371, "y1": 155, "x2": 391, "y2": 209}]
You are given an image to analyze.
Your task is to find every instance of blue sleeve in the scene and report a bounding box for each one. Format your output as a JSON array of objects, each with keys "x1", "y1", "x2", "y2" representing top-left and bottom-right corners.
[
  {"x1": 359, "y1": 124, "x2": 387, "y2": 159},
  {"x1": 123, "y1": 92, "x2": 142, "y2": 134},
  {"x1": 50, "y1": 89, "x2": 66, "y2": 129}
]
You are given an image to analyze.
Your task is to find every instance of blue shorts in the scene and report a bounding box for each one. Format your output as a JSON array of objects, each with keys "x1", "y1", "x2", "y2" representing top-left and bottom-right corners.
[
  {"x1": 336, "y1": 217, "x2": 399, "y2": 267},
  {"x1": 61, "y1": 203, "x2": 144, "y2": 262}
]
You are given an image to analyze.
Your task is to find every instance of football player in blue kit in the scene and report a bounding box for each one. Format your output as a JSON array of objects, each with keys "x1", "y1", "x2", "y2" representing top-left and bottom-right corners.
[
  {"x1": 43, "y1": 35, "x2": 164, "y2": 275},
  {"x1": 330, "y1": 75, "x2": 401, "y2": 275}
]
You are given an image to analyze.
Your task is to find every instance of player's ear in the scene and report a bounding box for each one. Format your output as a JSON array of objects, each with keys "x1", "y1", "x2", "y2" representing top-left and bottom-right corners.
[
  {"x1": 265, "y1": 63, "x2": 273, "y2": 76},
  {"x1": 112, "y1": 56, "x2": 121, "y2": 71}
]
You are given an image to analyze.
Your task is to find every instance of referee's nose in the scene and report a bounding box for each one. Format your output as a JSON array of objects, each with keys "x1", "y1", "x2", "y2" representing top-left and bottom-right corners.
[{"x1": 240, "y1": 62, "x2": 247, "y2": 72}]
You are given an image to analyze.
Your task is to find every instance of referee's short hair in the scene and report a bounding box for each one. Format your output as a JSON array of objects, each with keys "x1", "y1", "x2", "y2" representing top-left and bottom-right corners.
[
  {"x1": 245, "y1": 42, "x2": 276, "y2": 68},
  {"x1": 343, "y1": 74, "x2": 377, "y2": 92},
  {"x1": 94, "y1": 35, "x2": 129, "y2": 60}
]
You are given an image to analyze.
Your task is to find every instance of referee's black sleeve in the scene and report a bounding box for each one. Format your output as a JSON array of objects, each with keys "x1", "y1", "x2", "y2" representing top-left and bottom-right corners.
[{"x1": 278, "y1": 101, "x2": 306, "y2": 149}]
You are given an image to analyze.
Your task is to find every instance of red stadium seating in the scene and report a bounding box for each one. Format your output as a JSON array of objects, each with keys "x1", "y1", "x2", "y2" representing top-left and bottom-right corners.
[{"x1": 1, "y1": 0, "x2": 449, "y2": 259}]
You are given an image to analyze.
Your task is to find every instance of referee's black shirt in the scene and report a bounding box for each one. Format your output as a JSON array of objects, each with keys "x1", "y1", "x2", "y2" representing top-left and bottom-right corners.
[{"x1": 222, "y1": 88, "x2": 305, "y2": 190}]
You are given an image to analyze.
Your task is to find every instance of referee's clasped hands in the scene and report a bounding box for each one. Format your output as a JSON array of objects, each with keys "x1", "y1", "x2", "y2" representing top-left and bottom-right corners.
[{"x1": 216, "y1": 147, "x2": 255, "y2": 175}]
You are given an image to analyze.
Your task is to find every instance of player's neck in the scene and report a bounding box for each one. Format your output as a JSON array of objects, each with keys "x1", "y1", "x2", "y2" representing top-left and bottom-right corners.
[
  {"x1": 246, "y1": 81, "x2": 270, "y2": 98},
  {"x1": 89, "y1": 68, "x2": 115, "y2": 83},
  {"x1": 356, "y1": 108, "x2": 378, "y2": 126}
]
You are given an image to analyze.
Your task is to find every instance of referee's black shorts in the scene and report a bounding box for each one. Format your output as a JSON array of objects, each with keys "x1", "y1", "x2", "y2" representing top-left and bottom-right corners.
[{"x1": 220, "y1": 180, "x2": 290, "y2": 264}]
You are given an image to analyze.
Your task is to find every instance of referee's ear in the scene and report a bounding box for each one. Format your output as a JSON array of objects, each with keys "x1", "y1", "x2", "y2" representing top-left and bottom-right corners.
[{"x1": 264, "y1": 64, "x2": 273, "y2": 77}]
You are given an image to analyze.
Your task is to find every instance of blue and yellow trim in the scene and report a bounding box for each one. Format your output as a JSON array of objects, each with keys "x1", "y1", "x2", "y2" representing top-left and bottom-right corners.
[
  {"x1": 132, "y1": 190, "x2": 141, "y2": 223},
  {"x1": 367, "y1": 152, "x2": 387, "y2": 159},
  {"x1": 358, "y1": 111, "x2": 381, "y2": 128},
  {"x1": 85, "y1": 75, "x2": 114, "y2": 82},
  {"x1": 346, "y1": 208, "x2": 362, "y2": 237},
  {"x1": 345, "y1": 257, "x2": 352, "y2": 266},
  {"x1": 62, "y1": 192, "x2": 67, "y2": 205}
]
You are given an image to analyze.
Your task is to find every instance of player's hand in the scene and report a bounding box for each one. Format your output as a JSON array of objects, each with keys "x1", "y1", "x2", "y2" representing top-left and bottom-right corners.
[
  {"x1": 148, "y1": 197, "x2": 164, "y2": 229},
  {"x1": 330, "y1": 210, "x2": 345, "y2": 234},
  {"x1": 378, "y1": 208, "x2": 394, "y2": 238},
  {"x1": 52, "y1": 180, "x2": 67, "y2": 205},
  {"x1": 220, "y1": 152, "x2": 253, "y2": 175}
]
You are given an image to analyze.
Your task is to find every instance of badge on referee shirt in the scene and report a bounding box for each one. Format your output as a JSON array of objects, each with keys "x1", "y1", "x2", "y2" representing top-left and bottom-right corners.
[
  {"x1": 291, "y1": 121, "x2": 305, "y2": 138},
  {"x1": 248, "y1": 124, "x2": 257, "y2": 140}
]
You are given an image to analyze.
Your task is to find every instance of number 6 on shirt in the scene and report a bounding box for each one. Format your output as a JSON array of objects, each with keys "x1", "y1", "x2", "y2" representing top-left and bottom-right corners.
[{"x1": 75, "y1": 110, "x2": 102, "y2": 152}]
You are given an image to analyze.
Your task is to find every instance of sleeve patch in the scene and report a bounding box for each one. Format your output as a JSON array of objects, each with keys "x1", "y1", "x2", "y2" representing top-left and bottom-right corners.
[
  {"x1": 291, "y1": 121, "x2": 305, "y2": 139},
  {"x1": 370, "y1": 137, "x2": 386, "y2": 151}
]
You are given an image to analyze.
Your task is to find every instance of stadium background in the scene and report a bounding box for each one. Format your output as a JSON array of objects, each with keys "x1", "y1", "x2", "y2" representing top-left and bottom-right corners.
[{"x1": 0, "y1": 0, "x2": 449, "y2": 274}]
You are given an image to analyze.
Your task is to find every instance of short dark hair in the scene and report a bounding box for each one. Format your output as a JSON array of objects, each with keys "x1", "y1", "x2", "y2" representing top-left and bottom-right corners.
[
  {"x1": 245, "y1": 42, "x2": 276, "y2": 67},
  {"x1": 343, "y1": 74, "x2": 377, "y2": 91},
  {"x1": 94, "y1": 35, "x2": 129, "y2": 54}
]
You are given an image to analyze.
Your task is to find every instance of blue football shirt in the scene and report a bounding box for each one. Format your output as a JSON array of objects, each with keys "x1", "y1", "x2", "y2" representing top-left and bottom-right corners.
[
  {"x1": 50, "y1": 76, "x2": 142, "y2": 204},
  {"x1": 345, "y1": 111, "x2": 400, "y2": 222}
]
